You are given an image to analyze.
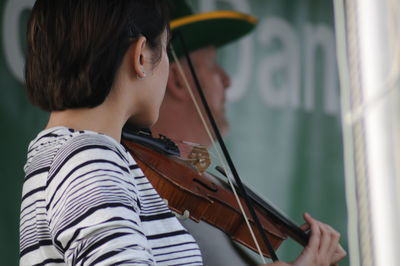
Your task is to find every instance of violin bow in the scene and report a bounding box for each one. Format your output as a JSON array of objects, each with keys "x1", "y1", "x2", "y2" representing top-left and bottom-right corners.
[{"x1": 170, "y1": 30, "x2": 279, "y2": 263}]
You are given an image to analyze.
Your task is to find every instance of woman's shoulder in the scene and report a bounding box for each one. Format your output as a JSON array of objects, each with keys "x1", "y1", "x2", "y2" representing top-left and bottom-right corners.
[
  {"x1": 28, "y1": 127, "x2": 121, "y2": 153},
  {"x1": 27, "y1": 127, "x2": 132, "y2": 170},
  {"x1": 53, "y1": 127, "x2": 131, "y2": 165}
]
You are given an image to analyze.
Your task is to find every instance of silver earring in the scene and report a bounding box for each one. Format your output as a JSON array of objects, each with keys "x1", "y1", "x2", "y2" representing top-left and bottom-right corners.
[{"x1": 137, "y1": 72, "x2": 146, "y2": 80}]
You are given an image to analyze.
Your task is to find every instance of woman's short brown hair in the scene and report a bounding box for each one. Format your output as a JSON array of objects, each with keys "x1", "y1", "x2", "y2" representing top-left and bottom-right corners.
[{"x1": 25, "y1": 0, "x2": 169, "y2": 111}]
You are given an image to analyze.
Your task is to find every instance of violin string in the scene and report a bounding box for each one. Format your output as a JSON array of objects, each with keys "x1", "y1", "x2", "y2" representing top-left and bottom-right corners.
[{"x1": 170, "y1": 46, "x2": 266, "y2": 264}]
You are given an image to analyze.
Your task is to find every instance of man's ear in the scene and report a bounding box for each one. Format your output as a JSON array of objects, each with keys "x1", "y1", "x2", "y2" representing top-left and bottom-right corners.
[
  {"x1": 131, "y1": 36, "x2": 147, "y2": 79},
  {"x1": 167, "y1": 62, "x2": 190, "y2": 101}
]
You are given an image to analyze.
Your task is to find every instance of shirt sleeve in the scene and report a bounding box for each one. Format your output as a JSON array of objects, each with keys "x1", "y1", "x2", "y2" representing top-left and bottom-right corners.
[{"x1": 45, "y1": 135, "x2": 155, "y2": 265}]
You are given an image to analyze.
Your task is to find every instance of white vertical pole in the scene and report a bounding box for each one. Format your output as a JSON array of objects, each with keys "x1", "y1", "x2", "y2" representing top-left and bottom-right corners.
[{"x1": 334, "y1": 0, "x2": 400, "y2": 265}]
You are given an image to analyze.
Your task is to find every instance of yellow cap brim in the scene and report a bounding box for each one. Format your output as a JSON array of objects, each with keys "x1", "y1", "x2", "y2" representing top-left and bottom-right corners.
[{"x1": 170, "y1": 10, "x2": 258, "y2": 59}]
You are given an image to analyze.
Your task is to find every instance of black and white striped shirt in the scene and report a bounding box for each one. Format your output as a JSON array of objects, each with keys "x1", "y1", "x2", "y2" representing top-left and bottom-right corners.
[{"x1": 20, "y1": 127, "x2": 203, "y2": 265}]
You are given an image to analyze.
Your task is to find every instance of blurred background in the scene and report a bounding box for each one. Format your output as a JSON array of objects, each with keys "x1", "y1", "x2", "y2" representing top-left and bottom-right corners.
[{"x1": 0, "y1": 0, "x2": 347, "y2": 265}]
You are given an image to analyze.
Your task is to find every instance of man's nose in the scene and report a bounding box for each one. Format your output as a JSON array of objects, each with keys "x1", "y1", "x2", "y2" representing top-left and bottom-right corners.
[{"x1": 218, "y1": 66, "x2": 231, "y2": 89}]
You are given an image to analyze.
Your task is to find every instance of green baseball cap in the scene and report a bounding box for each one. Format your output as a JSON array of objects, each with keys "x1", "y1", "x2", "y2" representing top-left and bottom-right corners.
[{"x1": 169, "y1": 0, "x2": 258, "y2": 59}]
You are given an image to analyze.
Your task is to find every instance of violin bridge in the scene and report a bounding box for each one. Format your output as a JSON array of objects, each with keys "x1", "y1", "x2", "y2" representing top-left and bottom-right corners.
[{"x1": 187, "y1": 145, "x2": 211, "y2": 174}]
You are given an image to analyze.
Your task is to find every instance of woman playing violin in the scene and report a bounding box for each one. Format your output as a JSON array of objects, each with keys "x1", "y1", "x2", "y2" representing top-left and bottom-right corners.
[{"x1": 20, "y1": 0, "x2": 345, "y2": 265}]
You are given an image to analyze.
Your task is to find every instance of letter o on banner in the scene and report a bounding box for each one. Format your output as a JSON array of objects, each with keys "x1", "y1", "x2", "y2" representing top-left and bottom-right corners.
[{"x1": 3, "y1": 0, "x2": 34, "y2": 83}]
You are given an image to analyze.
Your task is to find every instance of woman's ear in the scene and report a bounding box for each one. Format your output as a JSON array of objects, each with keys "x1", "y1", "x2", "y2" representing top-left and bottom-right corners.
[
  {"x1": 131, "y1": 36, "x2": 148, "y2": 79},
  {"x1": 167, "y1": 62, "x2": 190, "y2": 101}
]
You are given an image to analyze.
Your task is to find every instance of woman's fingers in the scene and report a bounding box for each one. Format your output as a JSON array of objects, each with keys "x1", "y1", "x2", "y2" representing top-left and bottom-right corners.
[
  {"x1": 303, "y1": 213, "x2": 346, "y2": 265},
  {"x1": 292, "y1": 213, "x2": 346, "y2": 266},
  {"x1": 331, "y1": 244, "x2": 347, "y2": 264},
  {"x1": 321, "y1": 223, "x2": 346, "y2": 264},
  {"x1": 303, "y1": 213, "x2": 321, "y2": 253},
  {"x1": 326, "y1": 227, "x2": 341, "y2": 258},
  {"x1": 318, "y1": 223, "x2": 333, "y2": 256}
]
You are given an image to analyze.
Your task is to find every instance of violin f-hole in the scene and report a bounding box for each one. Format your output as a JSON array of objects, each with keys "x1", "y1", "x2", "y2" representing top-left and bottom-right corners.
[{"x1": 193, "y1": 177, "x2": 219, "y2": 192}]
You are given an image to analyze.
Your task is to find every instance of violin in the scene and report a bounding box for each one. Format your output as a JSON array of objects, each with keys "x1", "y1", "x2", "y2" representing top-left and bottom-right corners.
[{"x1": 121, "y1": 129, "x2": 309, "y2": 258}]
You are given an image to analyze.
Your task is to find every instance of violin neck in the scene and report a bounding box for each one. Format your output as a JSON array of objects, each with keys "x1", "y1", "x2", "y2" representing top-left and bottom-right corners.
[
  {"x1": 215, "y1": 166, "x2": 309, "y2": 246},
  {"x1": 241, "y1": 184, "x2": 309, "y2": 246}
]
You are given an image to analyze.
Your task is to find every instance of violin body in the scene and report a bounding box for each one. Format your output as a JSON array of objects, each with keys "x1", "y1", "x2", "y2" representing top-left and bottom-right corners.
[{"x1": 122, "y1": 131, "x2": 308, "y2": 258}]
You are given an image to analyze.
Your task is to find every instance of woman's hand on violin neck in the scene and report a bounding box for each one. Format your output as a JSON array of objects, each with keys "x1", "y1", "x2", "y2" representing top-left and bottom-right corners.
[
  {"x1": 260, "y1": 213, "x2": 346, "y2": 266},
  {"x1": 291, "y1": 213, "x2": 346, "y2": 266}
]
